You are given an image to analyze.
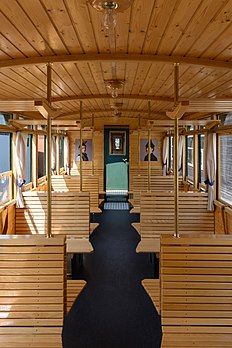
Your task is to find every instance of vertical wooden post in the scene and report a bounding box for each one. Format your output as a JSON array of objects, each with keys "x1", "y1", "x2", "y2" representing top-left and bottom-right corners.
[
  {"x1": 138, "y1": 115, "x2": 140, "y2": 175},
  {"x1": 92, "y1": 113, "x2": 94, "y2": 175},
  {"x1": 79, "y1": 101, "x2": 83, "y2": 191},
  {"x1": 148, "y1": 101, "x2": 151, "y2": 191},
  {"x1": 174, "y1": 63, "x2": 179, "y2": 238},
  {"x1": 46, "y1": 62, "x2": 52, "y2": 238}
]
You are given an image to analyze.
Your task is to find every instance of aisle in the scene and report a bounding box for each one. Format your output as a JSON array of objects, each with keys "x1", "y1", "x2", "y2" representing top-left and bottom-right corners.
[{"x1": 62, "y1": 207, "x2": 162, "y2": 348}]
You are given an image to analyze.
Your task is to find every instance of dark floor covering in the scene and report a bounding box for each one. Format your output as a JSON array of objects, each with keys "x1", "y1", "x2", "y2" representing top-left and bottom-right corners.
[{"x1": 62, "y1": 207, "x2": 162, "y2": 348}]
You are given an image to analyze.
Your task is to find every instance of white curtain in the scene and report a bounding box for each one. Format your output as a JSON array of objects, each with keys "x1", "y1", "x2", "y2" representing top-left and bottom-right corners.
[
  {"x1": 51, "y1": 136, "x2": 56, "y2": 175},
  {"x1": 178, "y1": 135, "x2": 185, "y2": 175},
  {"x1": 204, "y1": 133, "x2": 217, "y2": 211},
  {"x1": 162, "y1": 136, "x2": 169, "y2": 176},
  {"x1": 16, "y1": 132, "x2": 28, "y2": 208},
  {"x1": 64, "y1": 136, "x2": 70, "y2": 175}
]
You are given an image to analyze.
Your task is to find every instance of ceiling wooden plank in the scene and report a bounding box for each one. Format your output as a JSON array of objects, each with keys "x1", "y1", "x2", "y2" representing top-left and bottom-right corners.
[
  {"x1": 142, "y1": 0, "x2": 179, "y2": 54},
  {"x1": 19, "y1": 0, "x2": 68, "y2": 55},
  {"x1": 171, "y1": 65, "x2": 230, "y2": 100},
  {"x1": 128, "y1": 0, "x2": 154, "y2": 53},
  {"x1": 189, "y1": 70, "x2": 232, "y2": 99},
  {"x1": 67, "y1": 0, "x2": 98, "y2": 53},
  {"x1": 0, "y1": 11, "x2": 38, "y2": 58},
  {"x1": 0, "y1": 0, "x2": 54, "y2": 56},
  {"x1": 157, "y1": 0, "x2": 202, "y2": 55},
  {"x1": 172, "y1": 0, "x2": 229, "y2": 56},
  {"x1": 0, "y1": 71, "x2": 37, "y2": 99},
  {"x1": 40, "y1": 0, "x2": 83, "y2": 54},
  {"x1": 192, "y1": 2, "x2": 232, "y2": 60},
  {"x1": 0, "y1": 33, "x2": 25, "y2": 59}
]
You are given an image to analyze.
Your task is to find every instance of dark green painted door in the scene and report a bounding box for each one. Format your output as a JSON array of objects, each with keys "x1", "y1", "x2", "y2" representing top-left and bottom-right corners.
[{"x1": 104, "y1": 127, "x2": 129, "y2": 191}]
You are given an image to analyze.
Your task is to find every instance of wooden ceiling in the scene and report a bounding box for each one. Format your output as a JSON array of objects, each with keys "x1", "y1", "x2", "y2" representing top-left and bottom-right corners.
[{"x1": 1, "y1": 0, "x2": 232, "y2": 122}]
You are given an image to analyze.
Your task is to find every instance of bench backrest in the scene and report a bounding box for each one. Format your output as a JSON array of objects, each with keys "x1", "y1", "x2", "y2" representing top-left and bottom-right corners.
[
  {"x1": 51, "y1": 175, "x2": 100, "y2": 213},
  {"x1": 0, "y1": 235, "x2": 64, "y2": 347},
  {"x1": 16, "y1": 191, "x2": 90, "y2": 237},
  {"x1": 160, "y1": 234, "x2": 232, "y2": 347},
  {"x1": 140, "y1": 191, "x2": 214, "y2": 237},
  {"x1": 132, "y1": 175, "x2": 184, "y2": 209}
]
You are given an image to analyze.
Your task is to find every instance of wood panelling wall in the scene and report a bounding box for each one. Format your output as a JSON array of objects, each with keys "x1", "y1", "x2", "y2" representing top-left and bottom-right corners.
[
  {"x1": 69, "y1": 130, "x2": 104, "y2": 192},
  {"x1": 68, "y1": 126, "x2": 164, "y2": 193}
]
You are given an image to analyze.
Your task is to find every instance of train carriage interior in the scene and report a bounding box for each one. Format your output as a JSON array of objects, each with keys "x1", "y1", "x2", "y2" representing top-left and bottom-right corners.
[{"x1": 0, "y1": 0, "x2": 232, "y2": 347}]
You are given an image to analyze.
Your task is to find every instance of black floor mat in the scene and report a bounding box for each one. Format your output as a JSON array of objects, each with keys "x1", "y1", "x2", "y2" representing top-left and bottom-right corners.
[{"x1": 62, "y1": 209, "x2": 162, "y2": 348}]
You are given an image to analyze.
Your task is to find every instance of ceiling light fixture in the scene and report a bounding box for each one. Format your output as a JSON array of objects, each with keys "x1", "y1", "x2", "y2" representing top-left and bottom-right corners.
[
  {"x1": 104, "y1": 79, "x2": 125, "y2": 98},
  {"x1": 88, "y1": 1, "x2": 134, "y2": 30}
]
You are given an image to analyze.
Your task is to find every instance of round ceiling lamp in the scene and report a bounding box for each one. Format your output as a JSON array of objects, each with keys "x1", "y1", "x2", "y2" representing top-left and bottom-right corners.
[
  {"x1": 104, "y1": 79, "x2": 125, "y2": 98},
  {"x1": 88, "y1": 1, "x2": 134, "y2": 12},
  {"x1": 88, "y1": 1, "x2": 134, "y2": 30}
]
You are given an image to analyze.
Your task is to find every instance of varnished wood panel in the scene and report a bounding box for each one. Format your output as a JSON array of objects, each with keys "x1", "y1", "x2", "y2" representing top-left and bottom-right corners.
[{"x1": 160, "y1": 234, "x2": 232, "y2": 347}]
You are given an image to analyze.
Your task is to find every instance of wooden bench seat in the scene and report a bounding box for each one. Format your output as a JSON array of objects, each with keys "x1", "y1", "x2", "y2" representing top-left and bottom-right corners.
[
  {"x1": 51, "y1": 175, "x2": 101, "y2": 213},
  {"x1": 160, "y1": 234, "x2": 232, "y2": 348},
  {"x1": 0, "y1": 235, "x2": 65, "y2": 348},
  {"x1": 16, "y1": 191, "x2": 97, "y2": 253},
  {"x1": 135, "y1": 191, "x2": 214, "y2": 252}
]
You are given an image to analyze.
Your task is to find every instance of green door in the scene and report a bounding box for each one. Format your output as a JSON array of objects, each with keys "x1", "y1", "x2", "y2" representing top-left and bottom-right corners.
[{"x1": 104, "y1": 127, "x2": 129, "y2": 193}]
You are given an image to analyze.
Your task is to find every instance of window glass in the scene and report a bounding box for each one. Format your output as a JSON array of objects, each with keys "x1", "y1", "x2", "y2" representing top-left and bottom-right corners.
[
  {"x1": 38, "y1": 135, "x2": 46, "y2": 178},
  {"x1": 0, "y1": 132, "x2": 11, "y2": 173},
  {"x1": 219, "y1": 113, "x2": 232, "y2": 126},
  {"x1": 186, "y1": 135, "x2": 194, "y2": 180},
  {"x1": 219, "y1": 135, "x2": 232, "y2": 205},
  {"x1": 0, "y1": 132, "x2": 11, "y2": 205},
  {"x1": 0, "y1": 113, "x2": 12, "y2": 126}
]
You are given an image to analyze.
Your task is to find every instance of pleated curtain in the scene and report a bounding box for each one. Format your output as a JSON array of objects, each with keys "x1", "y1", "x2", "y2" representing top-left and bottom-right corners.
[
  {"x1": 204, "y1": 133, "x2": 217, "y2": 211},
  {"x1": 64, "y1": 136, "x2": 70, "y2": 175},
  {"x1": 178, "y1": 135, "x2": 185, "y2": 174},
  {"x1": 51, "y1": 136, "x2": 56, "y2": 175},
  {"x1": 162, "y1": 136, "x2": 169, "y2": 176}
]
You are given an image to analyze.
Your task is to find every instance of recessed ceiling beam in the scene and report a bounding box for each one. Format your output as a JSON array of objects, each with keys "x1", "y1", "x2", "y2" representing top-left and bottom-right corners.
[{"x1": 1, "y1": 54, "x2": 232, "y2": 70}]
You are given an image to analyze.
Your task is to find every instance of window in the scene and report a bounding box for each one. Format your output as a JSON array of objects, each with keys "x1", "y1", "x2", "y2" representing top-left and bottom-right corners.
[
  {"x1": 0, "y1": 132, "x2": 12, "y2": 205},
  {"x1": 0, "y1": 132, "x2": 11, "y2": 173},
  {"x1": 198, "y1": 134, "x2": 205, "y2": 184},
  {"x1": 0, "y1": 113, "x2": 12, "y2": 126},
  {"x1": 219, "y1": 135, "x2": 232, "y2": 205},
  {"x1": 109, "y1": 131, "x2": 126, "y2": 155},
  {"x1": 26, "y1": 134, "x2": 32, "y2": 183},
  {"x1": 59, "y1": 136, "x2": 64, "y2": 169},
  {"x1": 186, "y1": 135, "x2": 194, "y2": 180},
  {"x1": 38, "y1": 135, "x2": 46, "y2": 178}
]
